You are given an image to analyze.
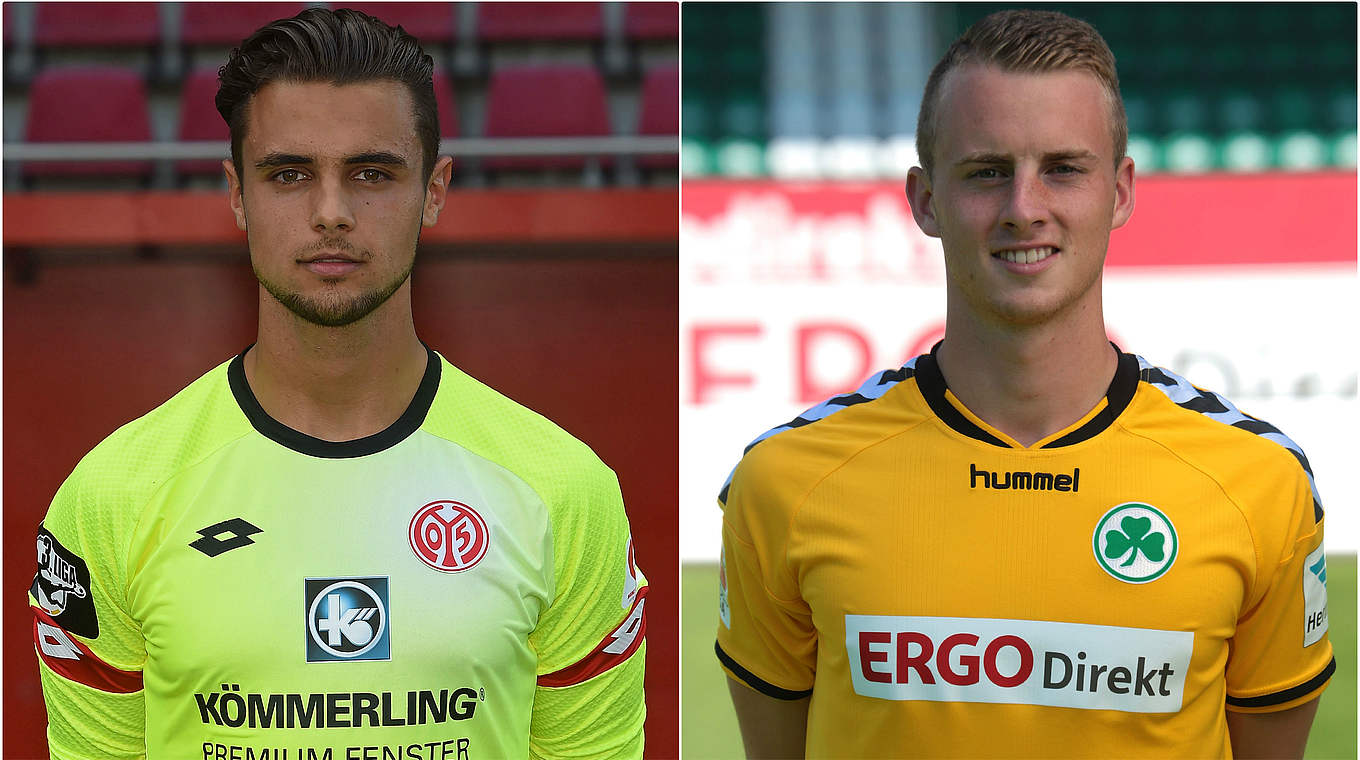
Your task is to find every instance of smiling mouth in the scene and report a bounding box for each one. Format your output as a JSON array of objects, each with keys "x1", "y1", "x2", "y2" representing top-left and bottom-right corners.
[{"x1": 993, "y1": 246, "x2": 1058, "y2": 264}]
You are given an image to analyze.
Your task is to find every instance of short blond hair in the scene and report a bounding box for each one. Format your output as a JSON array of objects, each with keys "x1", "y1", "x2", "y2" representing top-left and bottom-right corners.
[{"x1": 916, "y1": 9, "x2": 1126, "y2": 178}]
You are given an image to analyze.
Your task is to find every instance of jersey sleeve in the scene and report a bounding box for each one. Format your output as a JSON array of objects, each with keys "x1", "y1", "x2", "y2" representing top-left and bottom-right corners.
[
  {"x1": 1224, "y1": 453, "x2": 1334, "y2": 713},
  {"x1": 715, "y1": 444, "x2": 817, "y2": 700},
  {"x1": 29, "y1": 459, "x2": 147, "y2": 758},
  {"x1": 529, "y1": 460, "x2": 647, "y2": 759}
]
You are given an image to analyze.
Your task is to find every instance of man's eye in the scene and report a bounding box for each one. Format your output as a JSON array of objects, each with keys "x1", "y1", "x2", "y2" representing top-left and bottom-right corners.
[
  {"x1": 1051, "y1": 164, "x2": 1082, "y2": 175},
  {"x1": 273, "y1": 169, "x2": 305, "y2": 184},
  {"x1": 356, "y1": 169, "x2": 389, "y2": 182},
  {"x1": 970, "y1": 168, "x2": 1003, "y2": 179}
]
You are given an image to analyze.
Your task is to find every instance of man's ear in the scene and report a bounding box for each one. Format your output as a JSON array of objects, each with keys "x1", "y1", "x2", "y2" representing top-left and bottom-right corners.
[
  {"x1": 1110, "y1": 155, "x2": 1136, "y2": 231},
  {"x1": 422, "y1": 155, "x2": 454, "y2": 227},
  {"x1": 906, "y1": 166, "x2": 941, "y2": 238},
  {"x1": 224, "y1": 159, "x2": 247, "y2": 231}
]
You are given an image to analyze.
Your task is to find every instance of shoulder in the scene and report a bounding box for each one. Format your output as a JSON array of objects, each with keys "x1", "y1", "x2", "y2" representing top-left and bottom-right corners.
[
  {"x1": 1129, "y1": 356, "x2": 1321, "y2": 516},
  {"x1": 421, "y1": 355, "x2": 618, "y2": 508},
  {"x1": 43, "y1": 357, "x2": 253, "y2": 587},
  {"x1": 721, "y1": 361, "x2": 927, "y2": 509},
  {"x1": 59, "y1": 358, "x2": 251, "y2": 512}
]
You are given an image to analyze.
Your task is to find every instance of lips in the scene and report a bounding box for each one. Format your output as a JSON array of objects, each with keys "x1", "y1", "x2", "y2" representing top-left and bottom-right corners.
[
  {"x1": 297, "y1": 245, "x2": 365, "y2": 277},
  {"x1": 300, "y1": 251, "x2": 360, "y2": 264}
]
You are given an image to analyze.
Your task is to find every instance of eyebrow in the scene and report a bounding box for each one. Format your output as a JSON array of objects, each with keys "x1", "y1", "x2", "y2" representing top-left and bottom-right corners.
[
  {"x1": 254, "y1": 151, "x2": 410, "y2": 170},
  {"x1": 954, "y1": 149, "x2": 1099, "y2": 167}
]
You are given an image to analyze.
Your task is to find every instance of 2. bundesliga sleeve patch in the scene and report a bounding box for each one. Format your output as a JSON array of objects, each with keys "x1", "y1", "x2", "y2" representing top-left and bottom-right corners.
[{"x1": 30, "y1": 524, "x2": 99, "y2": 638}]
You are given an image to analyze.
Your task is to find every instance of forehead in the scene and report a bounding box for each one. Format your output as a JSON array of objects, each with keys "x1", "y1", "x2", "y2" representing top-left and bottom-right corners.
[
  {"x1": 241, "y1": 80, "x2": 420, "y2": 162},
  {"x1": 934, "y1": 63, "x2": 1114, "y2": 161}
]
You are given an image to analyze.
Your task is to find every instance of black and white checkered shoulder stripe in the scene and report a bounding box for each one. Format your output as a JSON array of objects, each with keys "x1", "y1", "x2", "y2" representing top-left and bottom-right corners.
[
  {"x1": 1138, "y1": 356, "x2": 1323, "y2": 522},
  {"x1": 717, "y1": 358, "x2": 919, "y2": 505}
]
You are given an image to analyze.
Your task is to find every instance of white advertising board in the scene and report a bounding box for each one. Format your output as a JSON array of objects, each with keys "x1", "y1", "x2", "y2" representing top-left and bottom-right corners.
[{"x1": 681, "y1": 177, "x2": 1358, "y2": 559}]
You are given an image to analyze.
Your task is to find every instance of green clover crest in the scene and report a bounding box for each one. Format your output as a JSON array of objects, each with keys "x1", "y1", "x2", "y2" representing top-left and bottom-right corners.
[{"x1": 1103, "y1": 515, "x2": 1166, "y2": 568}]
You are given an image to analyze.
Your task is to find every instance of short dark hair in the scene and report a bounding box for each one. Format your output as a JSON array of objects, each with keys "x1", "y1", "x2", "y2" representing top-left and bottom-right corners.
[
  {"x1": 916, "y1": 9, "x2": 1125, "y2": 178},
  {"x1": 216, "y1": 7, "x2": 439, "y2": 177}
]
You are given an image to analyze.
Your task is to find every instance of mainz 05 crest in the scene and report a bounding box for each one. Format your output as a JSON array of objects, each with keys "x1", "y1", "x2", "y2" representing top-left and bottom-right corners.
[
  {"x1": 408, "y1": 500, "x2": 490, "y2": 573},
  {"x1": 31, "y1": 525, "x2": 98, "y2": 638}
]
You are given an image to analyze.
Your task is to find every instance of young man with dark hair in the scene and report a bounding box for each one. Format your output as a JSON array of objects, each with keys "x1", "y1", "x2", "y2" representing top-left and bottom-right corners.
[
  {"x1": 716, "y1": 10, "x2": 1330, "y2": 758},
  {"x1": 29, "y1": 9, "x2": 646, "y2": 758}
]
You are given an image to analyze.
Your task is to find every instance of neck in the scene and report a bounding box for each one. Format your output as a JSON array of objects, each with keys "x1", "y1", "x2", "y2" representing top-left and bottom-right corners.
[
  {"x1": 244, "y1": 283, "x2": 428, "y2": 442},
  {"x1": 936, "y1": 299, "x2": 1117, "y2": 447}
]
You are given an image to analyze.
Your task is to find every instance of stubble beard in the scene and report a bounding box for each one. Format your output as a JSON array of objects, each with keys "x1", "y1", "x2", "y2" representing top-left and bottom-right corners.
[{"x1": 254, "y1": 254, "x2": 416, "y2": 328}]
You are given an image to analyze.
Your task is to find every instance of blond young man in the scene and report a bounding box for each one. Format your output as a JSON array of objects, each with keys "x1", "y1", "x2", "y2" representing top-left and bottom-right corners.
[{"x1": 716, "y1": 10, "x2": 1330, "y2": 758}]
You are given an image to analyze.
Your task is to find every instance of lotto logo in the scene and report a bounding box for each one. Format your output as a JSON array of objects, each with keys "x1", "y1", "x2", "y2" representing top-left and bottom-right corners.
[
  {"x1": 304, "y1": 577, "x2": 390, "y2": 663},
  {"x1": 845, "y1": 615, "x2": 1192, "y2": 713}
]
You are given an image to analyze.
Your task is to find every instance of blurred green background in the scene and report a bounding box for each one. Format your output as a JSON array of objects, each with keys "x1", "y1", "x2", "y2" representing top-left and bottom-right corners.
[
  {"x1": 684, "y1": 2, "x2": 1356, "y2": 178},
  {"x1": 681, "y1": 556, "x2": 1357, "y2": 759}
]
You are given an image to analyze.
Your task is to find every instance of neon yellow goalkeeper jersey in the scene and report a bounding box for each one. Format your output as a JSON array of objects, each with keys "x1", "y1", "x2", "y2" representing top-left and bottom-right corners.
[
  {"x1": 30, "y1": 346, "x2": 647, "y2": 759},
  {"x1": 716, "y1": 346, "x2": 1331, "y2": 758}
]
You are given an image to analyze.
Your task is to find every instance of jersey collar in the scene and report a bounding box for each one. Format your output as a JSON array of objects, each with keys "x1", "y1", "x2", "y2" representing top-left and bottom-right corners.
[
  {"x1": 228, "y1": 343, "x2": 441, "y2": 458},
  {"x1": 913, "y1": 341, "x2": 1140, "y2": 449}
]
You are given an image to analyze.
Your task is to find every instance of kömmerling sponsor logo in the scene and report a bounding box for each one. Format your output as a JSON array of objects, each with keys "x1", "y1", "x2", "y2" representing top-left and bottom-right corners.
[
  {"x1": 195, "y1": 686, "x2": 481, "y2": 728},
  {"x1": 970, "y1": 464, "x2": 1080, "y2": 492}
]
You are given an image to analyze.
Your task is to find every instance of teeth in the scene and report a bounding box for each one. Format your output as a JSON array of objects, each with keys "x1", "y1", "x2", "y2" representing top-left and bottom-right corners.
[{"x1": 996, "y1": 247, "x2": 1055, "y2": 264}]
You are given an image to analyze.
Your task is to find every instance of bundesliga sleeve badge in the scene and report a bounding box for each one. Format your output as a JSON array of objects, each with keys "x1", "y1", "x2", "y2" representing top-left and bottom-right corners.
[{"x1": 31, "y1": 525, "x2": 99, "y2": 638}]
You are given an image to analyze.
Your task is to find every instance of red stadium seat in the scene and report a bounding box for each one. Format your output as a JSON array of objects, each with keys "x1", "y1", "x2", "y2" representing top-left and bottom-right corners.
[
  {"x1": 23, "y1": 66, "x2": 153, "y2": 179},
  {"x1": 637, "y1": 64, "x2": 678, "y2": 168},
  {"x1": 331, "y1": 3, "x2": 457, "y2": 45},
  {"x1": 34, "y1": 2, "x2": 160, "y2": 47},
  {"x1": 429, "y1": 68, "x2": 460, "y2": 171},
  {"x1": 625, "y1": 2, "x2": 678, "y2": 41},
  {"x1": 478, "y1": 2, "x2": 602, "y2": 42},
  {"x1": 432, "y1": 68, "x2": 460, "y2": 139},
  {"x1": 176, "y1": 66, "x2": 230, "y2": 177},
  {"x1": 482, "y1": 64, "x2": 611, "y2": 169},
  {"x1": 638, "y1": 64, "x2": 678, "y2": 135},
  {"x1": 181, "y1": 3, "x2": 307, "y2": 46}
]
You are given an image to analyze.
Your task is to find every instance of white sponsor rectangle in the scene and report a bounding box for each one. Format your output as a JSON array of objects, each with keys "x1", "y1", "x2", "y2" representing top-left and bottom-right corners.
[
  {"x1": 845, "y1": 615, "x2": 1193, "y2": 713},
  {"x1": 1303, "y1": 543, "x2": 1328, "y2": 647},
  {"x1": 717, "y1": 543, "x2": 731, "y2": 629}
]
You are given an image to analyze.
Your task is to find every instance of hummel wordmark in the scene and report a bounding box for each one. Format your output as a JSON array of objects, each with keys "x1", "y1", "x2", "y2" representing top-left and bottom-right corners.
[{"x1": 969, "y1": 464, "x2": 1080, "y2": 492}]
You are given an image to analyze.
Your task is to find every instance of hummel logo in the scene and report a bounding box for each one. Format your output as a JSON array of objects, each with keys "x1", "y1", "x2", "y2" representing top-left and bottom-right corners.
[
  {"x1": 189, "y1": 518, "x2": 262, "y2": 557},
  {"x1": 970, "y1": 463, "x2": 1080, "y2": 492}
]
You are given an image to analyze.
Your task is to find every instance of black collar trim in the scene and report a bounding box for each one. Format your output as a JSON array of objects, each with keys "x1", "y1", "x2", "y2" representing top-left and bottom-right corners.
[
  {"x1": 914, "y1": 349, "x2": 1009, "y2": 447},
  {"x1": 227, "y1": 344, "x2": 441, "y2": 459},
  {"x1": 915, "y1": 342, "x2": 1139, "y2": 449}
]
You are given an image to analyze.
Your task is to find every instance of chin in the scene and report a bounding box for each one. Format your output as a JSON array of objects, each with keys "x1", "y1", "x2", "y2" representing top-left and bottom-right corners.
[{"x1": 986, "y1": 295, "x2": 1074, "y2": 326}]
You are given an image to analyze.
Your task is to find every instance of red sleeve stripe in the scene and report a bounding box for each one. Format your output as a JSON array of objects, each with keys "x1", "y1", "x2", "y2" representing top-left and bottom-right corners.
[
  {"x1": 537, "y1": 585, "x2": 648, "y2": 688},
  {"x1": 32, "y1": 607, "x2": 143, "y2": 694}
]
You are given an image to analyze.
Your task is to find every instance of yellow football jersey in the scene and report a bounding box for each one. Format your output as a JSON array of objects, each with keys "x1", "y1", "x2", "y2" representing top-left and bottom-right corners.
[{"x1": 717, "y1": 347, "x2": 1332, "y2": 758}]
